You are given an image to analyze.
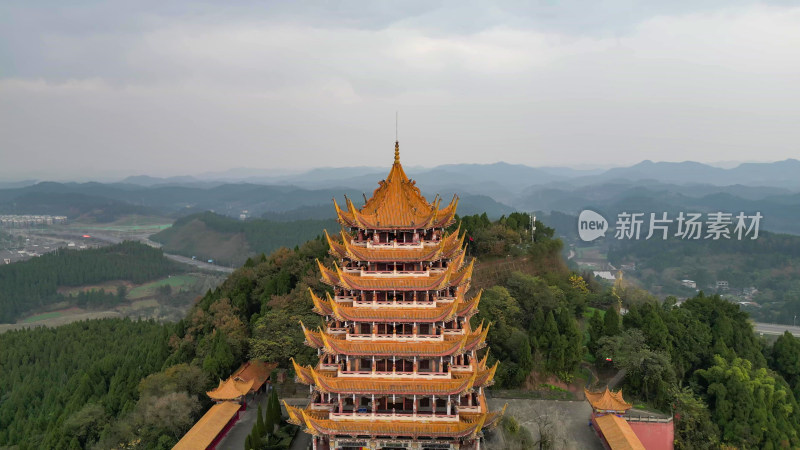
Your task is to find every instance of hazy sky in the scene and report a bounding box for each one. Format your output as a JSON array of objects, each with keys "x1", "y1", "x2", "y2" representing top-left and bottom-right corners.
[{"x1": 1, "y1": 1, "x2": 799, "y2": 180}]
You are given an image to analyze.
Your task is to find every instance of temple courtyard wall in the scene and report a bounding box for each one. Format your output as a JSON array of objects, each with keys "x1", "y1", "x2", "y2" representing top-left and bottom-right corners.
[{"x1": 486, "y1": 398, "x2": 603, "y2": 450}]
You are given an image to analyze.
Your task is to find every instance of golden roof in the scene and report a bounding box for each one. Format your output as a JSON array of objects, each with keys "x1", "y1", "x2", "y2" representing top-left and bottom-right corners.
[
  {"x1": 593, "y1": 414, "x2": 645, "y2": 450},
  {"x1": 308, "y1": 323, "x2": 489, "y2": 357},
  {"x1": 232, "y1": 360, "x2": 278, "y2": 392},
  {"x1": 309, "y1": 289, "x2": 482, "y2": 323},
  {"x1": 326, "y1": 227, "x2": 464, "y2": 263},
  {"x1": 584, "y1": 387, "x2": 633, "y2": 412},
  {"x1": 206, "y1": 377, "x2": 254, "y2": 400},
  {"x1": 317, "y1": 254, "x2": 473, "y2": 292},
  {"x1": 293, "y1": 357, "x2": 497, "y2": 393},
  {"x1": 173, "y1": 401, "x2": 241, "y2": 450},
  {"x1": 285, "y1": 403, "x2": 487, "y2": 439},
  {"x1": 333, "y1": 142, "x2": 458, "y2": 230}
]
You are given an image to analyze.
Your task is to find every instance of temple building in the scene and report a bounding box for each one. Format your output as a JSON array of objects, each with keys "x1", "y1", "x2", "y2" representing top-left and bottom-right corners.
[
  {"x1": 585, "y1": 387, "x2": 674, "y2": 450},
  {"x1": 285, "y1": 142, "x2": 503, "y2": 450}
]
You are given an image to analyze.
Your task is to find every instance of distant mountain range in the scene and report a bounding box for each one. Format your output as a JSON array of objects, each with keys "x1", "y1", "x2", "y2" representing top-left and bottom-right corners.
[{"x1": 1, "y1": 159, "x2": 798, "y2": 234}]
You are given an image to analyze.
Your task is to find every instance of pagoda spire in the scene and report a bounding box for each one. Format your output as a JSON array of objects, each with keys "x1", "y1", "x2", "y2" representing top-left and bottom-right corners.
[{"x1": 394, "y1": 140, "x2": 400, "y2": 164}]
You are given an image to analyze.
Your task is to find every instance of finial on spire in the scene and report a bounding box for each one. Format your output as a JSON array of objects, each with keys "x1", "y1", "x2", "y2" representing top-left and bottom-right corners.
[{"x1": 394, "y1": 140, "x2": 400, "y2": 164}]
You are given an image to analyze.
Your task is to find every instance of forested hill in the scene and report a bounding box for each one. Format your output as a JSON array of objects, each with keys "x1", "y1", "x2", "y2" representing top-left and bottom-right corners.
[
  {"x1": 0, "y1": 241, "x2": 181, "y2": 323},
  {"x1": 0, "y1": 319, "x2": 174, "y2": 448},
  {"x1": 150, "y1": 212, "x2": 338, "y2": 266}
]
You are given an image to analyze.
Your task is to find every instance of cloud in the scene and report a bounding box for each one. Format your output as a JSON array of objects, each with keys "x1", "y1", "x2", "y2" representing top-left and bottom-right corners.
[{"x1": 1, "y1": 2, "x2": 799, "y2": 179}]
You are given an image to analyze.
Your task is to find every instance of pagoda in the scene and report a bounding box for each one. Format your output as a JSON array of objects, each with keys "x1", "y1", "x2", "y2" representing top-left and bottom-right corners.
[{"x1": 285, "y1": 142, "x2": 504, "y2": 450}]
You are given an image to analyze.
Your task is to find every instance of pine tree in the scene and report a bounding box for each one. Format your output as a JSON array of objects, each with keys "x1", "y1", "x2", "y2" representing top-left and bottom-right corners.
[
  {"x1": 256, "y1": 404, "x2": 265, "y2": 437},
  {"x1": 245, "y1": 434, "x2": 252, "y2": 450},
  {"x1": 588, "y1": 310, "x2": 604, "y2": 357},
  {"x1": 603, "y1": 306, "x2": 621, "y2": 336},
  {"x1": 265, "y1": 388, "x2": 282, "y2": 433}
]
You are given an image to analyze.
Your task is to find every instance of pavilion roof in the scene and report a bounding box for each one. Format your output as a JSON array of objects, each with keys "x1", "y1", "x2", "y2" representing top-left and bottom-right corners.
[
  {"x1": 317, "y1": 254, "x2": 473, "y2": 292},
  {"x1": 174, "y1": 401, "x2": 241, "y2": 450},
  {"x1": 285, "y1": 403, "x2": 496, "y2": 439},
  {"x1": 309, "y1": 289, "x2": 482, "y2": 323},
  {"x1": 207, "y1": 377, "x2": 254, "y2": 400},
  {"x1": 584, "y1": 387, "x2": 633, "y2": 412},
  {"x1": 231, "y1": 360, "x2": 278, "y2": 392},
  {"x1": 593, "y1": 414, "x2": 645, "y2": 450},
  {"x1": 326, "y1": 227, "x2": 464, "y2": 263},
  {"x1": 307, "y1": 323, "x2": 490, "y2": 357},
  {"x1": 333, "y1": 142, "x2": 457, "y2": 230}
]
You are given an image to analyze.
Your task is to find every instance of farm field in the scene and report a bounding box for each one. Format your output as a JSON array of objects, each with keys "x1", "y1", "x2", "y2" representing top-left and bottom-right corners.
[
  {"x1": 1, "y1": 272, "x2": 223, "y2": 333},
  {"x1": 127, "y1": 274, "x2": 199, "y2": 299}
]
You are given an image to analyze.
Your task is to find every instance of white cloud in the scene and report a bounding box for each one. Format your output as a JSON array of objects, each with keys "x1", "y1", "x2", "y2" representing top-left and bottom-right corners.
[{"x1": 1, "y1": 3, "x2": 799, "y2": 179}]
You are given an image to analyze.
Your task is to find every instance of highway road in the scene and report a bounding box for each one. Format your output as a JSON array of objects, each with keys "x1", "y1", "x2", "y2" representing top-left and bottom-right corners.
[{"x1": 753, "y1": 322, "x2": 800, "y2": 337}]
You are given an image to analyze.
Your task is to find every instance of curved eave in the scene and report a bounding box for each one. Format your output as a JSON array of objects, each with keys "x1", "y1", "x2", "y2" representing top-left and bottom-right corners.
[
  {"x1": 318, "y1": 330, "x2": 473, "y2": 357},
  {"x1": 309, "y1": 369, "x2": 477, "y2": 396},
  {"x1": 309, "y1": 289, "x2": 334, "y2": 316},
  {"x1": 457, "y1": 290, "x2": 482, "y2": 318},
  {"x1": 298, "y1": 411, "x2": 486, "y2": 439},
  {"x1": 301, "y1": 321, "x2": 324, "y2": 348},
  {"x1": 330, "y1": 296, "x2": 461, "y2": 323}
]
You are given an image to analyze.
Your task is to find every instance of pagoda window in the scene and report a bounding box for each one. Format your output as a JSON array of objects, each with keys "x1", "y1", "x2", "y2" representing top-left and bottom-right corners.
[
  {"x1": 418, "y1": 359, "x2": 431, "y2": 372},
  {"x1": 359, "y1": 323, "x2": 370, "y2": 335},
  {"x1": 419, "y1": 323, "x2": 431, "y2": 335},
  {"x1": 359, "y1": 358, "x2": 371, "y2": 371}
]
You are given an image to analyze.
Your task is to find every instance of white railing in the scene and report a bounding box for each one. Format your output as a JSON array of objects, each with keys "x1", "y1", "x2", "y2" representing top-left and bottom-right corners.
[
  {"x1": 336, "y1": 370, "x2": 451, "y2": 379},
  {"x1": 345, "y1": 334, "x2": 444, "y2": 342},
  {"x1": 364, "y1": 240, "x2": 425, "y2": 249},
  {"x1": 352, "y1": 300, "x2": 438, "y2": 308},
  {"x1": 359, "y1": 269, "x2": 430, "y2": 278},
  {"x1": 329, "y1": 411, "x2": 459, "y2": 423}
]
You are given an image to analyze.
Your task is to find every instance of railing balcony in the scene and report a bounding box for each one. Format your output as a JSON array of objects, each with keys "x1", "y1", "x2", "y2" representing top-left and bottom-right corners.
[
  {"x1": 329, "y1": 410, "x2": 459, "y2": 423},
  {"x1": 336, "y1": 370, "x2": 451, "y2": 379},
  {"x1": 363, "y1": 240, "x2": 425, "y2": 249},
  {"x1": 345, "y1": 333, "x2": 444, "y2": 342},
  {"x1": 352, "y1": 300, "x2": 437, "y2": 308}
]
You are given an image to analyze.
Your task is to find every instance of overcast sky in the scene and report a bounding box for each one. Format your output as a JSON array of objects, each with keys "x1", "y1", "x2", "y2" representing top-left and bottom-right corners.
[{"x1": 1, "y1": 1, "x2": 799, "y2": 180}]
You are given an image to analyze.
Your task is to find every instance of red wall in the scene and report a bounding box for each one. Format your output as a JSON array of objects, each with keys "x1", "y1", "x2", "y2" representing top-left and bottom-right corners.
[{"x1": 628, "y1": 421, "x2": 674, "y2": 450}]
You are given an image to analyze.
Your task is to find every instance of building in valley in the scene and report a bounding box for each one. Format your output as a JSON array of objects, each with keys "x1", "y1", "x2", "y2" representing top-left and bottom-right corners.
[{"x1": 285, "y1": 142, "x2": 503, "y2": 450}]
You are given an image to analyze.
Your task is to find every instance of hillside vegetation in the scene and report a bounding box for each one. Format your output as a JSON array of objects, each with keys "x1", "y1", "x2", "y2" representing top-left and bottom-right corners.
[
  {"x1": 607, "y1": 231, "x2": 800, "y2": 324},
  {"x1": 0, "y1": 319, "x2": 174, "y2": 449},
  {"x1": 0, "y1": 241, "x2": 182, "y2": 323}
]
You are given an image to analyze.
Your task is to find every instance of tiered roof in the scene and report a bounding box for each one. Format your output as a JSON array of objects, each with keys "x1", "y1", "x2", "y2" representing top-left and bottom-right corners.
[
  {"x1": 285, "y1": 404, "x2": 504, "y2": 439},
  {"x1": 302, "y1": 322, "x2": 490, "y2": 357},
  {"x1": 584, "y1": 387, "x2": 633, "y2": 413},
  {"x1": 316, "y1": 255, "x2": 474, "y2": 292},
  {"x1": 309, "y1": 289, "x2": 482, "y2": 323},
  {"x1": 326, "y1": 227, "x2": 464, "y2": 262},
  {"x1": 292, "y1": 358, "x2": 499, "y2": 395},
  {"x1": 333, "y1": 143, "x2": 457, "y2": 230},
  {"x1": 297, "y1": 142, "x2": 502, "y2": 446}
]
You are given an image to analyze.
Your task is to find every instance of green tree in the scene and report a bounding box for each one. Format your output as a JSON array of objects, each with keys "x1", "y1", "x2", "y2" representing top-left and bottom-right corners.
[
  {"x1": 770, "y1": 331, "x2": 800, "y2": 396},
  {"x1": 696, "y1": 356, "x2": 800, "y2": 448},
  {"x1": 672, "y1": 386, "x2": 719, "y2": 449},
  {"x1": 266, "y1": 388, "x2": 282, "y2": 434},
  {"x1": 603, "y1": 306, "x2": 620, "y2": 336},
  {"x1": 256, "y1": 404, "x2": 265, "y2": 437}
]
